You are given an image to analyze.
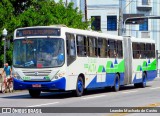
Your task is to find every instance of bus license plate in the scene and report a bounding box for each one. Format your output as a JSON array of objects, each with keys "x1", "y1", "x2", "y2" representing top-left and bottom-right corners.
[{"x1": 32, "y1": 84, "x2": 41, "y2": 88}]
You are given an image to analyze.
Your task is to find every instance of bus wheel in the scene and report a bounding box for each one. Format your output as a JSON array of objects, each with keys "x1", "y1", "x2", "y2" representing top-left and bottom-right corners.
[
  {"x1": 29, "y1": 90, "x2": 41, "y2": 98},
  {"x1": 74, "y1": 76, "x2": 84, "y2": 97},
  {"x1": 140, "y1": 73, "x2": 147, "y2": 88},
  {"x1": 134, "y1": 73, "x2": 147, "y2": 88},
  {"x1": 134, "y1": 83, "x2": 140, "y2": 88},
  {"x1": 113, "y1": 74, "x2": 120, "y2": 92}
]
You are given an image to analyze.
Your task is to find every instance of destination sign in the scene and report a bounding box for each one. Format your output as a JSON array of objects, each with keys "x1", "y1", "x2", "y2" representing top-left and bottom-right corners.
[{"x1": 16, "y1": 28, "x2": 61, "y2": 37}]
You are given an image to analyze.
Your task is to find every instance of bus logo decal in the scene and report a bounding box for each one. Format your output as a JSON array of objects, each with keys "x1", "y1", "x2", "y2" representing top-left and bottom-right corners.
[{"x1": 35, "y1": 72, "x2": 39, "y2": 76}]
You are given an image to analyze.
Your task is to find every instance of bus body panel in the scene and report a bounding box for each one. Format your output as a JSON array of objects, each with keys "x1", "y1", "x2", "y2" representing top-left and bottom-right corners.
[
  {"x1": 132, "y1": 59, "x2": 157, "y2": 83},
  {"x1": 13, "y1": 77, "x2": 66, "y2": 90},
  {"x1": 66, "y1": 57, "x2": 125, "y2": 90}
]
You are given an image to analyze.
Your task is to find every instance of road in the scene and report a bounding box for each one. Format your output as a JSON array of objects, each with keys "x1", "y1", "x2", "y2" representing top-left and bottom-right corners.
[{"x1": 0, "y1": 77, "x2": 160, "y2": 116}]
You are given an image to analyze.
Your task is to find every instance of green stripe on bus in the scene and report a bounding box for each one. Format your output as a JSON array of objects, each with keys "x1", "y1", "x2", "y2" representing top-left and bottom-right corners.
[
  {"x1": 137, "y1": 59, "x2": 157, "y2": 71},
  {"x1": 106, "y1": 60, "x2": 125, "y2": 73}
]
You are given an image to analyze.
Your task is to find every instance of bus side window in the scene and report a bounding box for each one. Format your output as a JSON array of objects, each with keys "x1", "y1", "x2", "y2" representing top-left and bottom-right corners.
[
  {"x1": 66, "y1": 33, "x2": 76, "y2": 66},
  {"x1": 151, "y1": 44, "x2": 155, "y2": 58},
  {"x1": 108, "y1": 39, "x2": 115, "y2": 58},
  {"x1": 132, "y1": 42, "x2": 140, "y2": 59},
  {"x1": 146, "y1": 43, "x2": 151, "y2": 58},
  {"x1": 98, "y1": 38, "x2": 107, "y2": 58},
  {"x1": 88, "y1": 36, "x2": 97, "y2": 57},
  {"x1": 140, "y1": 43, "x2": 145, "y2": 58},
  {"x1": 117, "y1": 40, "x2": 123, "y2": 58},
  {"x1": 76, "y1": 35, "x2": 87, "y2": 56}
]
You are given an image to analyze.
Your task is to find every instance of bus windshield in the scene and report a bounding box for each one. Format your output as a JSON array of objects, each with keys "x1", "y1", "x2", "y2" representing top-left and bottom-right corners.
[{"x1": 13, "y1": 38, "x2": 64, "y2": 68}]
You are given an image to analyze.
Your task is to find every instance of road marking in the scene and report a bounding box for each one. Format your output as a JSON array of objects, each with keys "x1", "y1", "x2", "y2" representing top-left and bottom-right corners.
[
  {"x1": 82, "y1": 95, "x2": 106, "y2": 100},
  {"x1": 122, "y1": 90, "x2": 137, "y2": 94},
  {"x1": 150, "y1": 87, "x2": 160, "y2": 90},
  {"x1": 27, "y1": 102, "x2": 59, "y2": 107}
]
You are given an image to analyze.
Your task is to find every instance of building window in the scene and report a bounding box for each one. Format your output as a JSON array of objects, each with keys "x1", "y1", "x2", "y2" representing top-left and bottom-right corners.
[
  {"x1": 91, "y1": 16, "x2": 101, "y2": 31},
  {"x1": 142, "y1": 0, "x2": 149, "y2": 5},
  {"x1": 107, "y1": 16, "x2": 117, "y2": 31},
  {"x1": 139, "y1": 19, "x2": 148, "y2": 31}
]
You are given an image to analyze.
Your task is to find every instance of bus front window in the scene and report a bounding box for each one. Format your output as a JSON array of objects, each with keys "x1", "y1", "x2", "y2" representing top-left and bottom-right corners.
[{"x1": 13, "y1": 38, "x2": 64, "y2": 68}]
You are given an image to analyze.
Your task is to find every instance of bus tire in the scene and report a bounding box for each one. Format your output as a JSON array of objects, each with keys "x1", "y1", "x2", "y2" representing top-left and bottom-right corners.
[
  {"x1": 134, "y1": 83, "x2": 140, "y2": 88},
  {"x1": 140, "y1": 73, "x2": 147, "y2": 88},
  {"x1": 29, "y1": 90, "x2": 41, "y2": 98},
  {"x1": 134, "y1": 73, "x2": 147, "y2": 88},
  {"x1": 74, "y1": 76, "x2": 84, "y2": 97},
  {"x1": 113, "y1": 74, "x2": 120, "y2": 92}
]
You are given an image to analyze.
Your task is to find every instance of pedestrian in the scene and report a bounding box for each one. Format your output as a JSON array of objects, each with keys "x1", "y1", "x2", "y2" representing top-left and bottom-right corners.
[
  {"x1": 1, "y1": 63, "x2": 12, "y2": 93},
  {"x1": 1, "y1": 63, "x2": 12, "y2": 79}
]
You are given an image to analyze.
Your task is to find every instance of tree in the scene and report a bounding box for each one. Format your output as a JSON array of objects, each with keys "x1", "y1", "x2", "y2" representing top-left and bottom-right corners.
[
  {"x1": 0, "y1": 0, "x2": 14, "y2": 66},
  {"x1": 0, "y1": 0, "x2": 90, "y2": 67}
]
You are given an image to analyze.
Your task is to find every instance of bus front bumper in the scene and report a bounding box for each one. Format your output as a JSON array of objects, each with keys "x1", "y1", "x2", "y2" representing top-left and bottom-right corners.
[{"x1": 13, "y1": 78, "x2": 66, "y2": 91}]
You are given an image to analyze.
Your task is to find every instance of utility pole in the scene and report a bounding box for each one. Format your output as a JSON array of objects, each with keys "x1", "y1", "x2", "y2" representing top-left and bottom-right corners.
[
  {"x1": 2, "y1": 28, "x2": 7, "y2": 64},
  {"x1": 84, "y1": 0, "x2": 87, "y2": 21},
  {"x1": 66, "y1": 0, "x2": 68, "y2": 6},
  {"x1": 119, "y1": 0, "x2": 123, "y2": 36}
]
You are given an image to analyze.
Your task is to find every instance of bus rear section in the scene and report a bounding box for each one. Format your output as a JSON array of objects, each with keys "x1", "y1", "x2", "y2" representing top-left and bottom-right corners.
[{"x1": 123, "y1": 36, "x2": 157, "y2": 87}]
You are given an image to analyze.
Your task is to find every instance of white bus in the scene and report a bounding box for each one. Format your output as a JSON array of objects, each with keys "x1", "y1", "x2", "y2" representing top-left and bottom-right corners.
[{"x1": 13, "y1": 26, "x2": 157, "y2": 97}]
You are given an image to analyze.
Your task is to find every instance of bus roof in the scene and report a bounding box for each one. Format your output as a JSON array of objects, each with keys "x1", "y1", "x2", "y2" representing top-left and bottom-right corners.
[
  {"x1": 130, "y1": 37, "x2": 155, "y2": 44},
  {"x1": 14, "y1": 26, "x2": 155, "y2": 43}
]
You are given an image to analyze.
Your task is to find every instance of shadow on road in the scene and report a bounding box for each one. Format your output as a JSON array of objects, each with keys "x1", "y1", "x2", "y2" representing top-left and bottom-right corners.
[{"x1": 1, "y1": 84, "x2": 151, "y2": 99}]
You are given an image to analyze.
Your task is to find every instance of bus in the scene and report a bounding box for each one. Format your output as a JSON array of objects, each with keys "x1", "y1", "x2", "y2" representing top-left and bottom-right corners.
[{"x1": 13, "y1": 25, "x2": 157, "y2": 97}]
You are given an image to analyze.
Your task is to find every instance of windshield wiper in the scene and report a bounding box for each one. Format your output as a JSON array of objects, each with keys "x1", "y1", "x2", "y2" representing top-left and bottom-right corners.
[{"x1": 24, "y1": 61, "x2": 34, "y2": 67}]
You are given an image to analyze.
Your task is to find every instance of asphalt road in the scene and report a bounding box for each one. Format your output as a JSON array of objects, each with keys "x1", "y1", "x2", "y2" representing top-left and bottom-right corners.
[{"x1": 0, "y1": 77, "x2": 160, "y2": 116}]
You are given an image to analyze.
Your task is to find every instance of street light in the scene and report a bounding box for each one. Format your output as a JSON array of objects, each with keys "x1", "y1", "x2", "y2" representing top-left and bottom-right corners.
[
  {"x1": 123, "y1": 16, "x2": 160, "y2": 35},
  {"x1": 2, "y1": 28, "x2": 8, "y2": 64}
]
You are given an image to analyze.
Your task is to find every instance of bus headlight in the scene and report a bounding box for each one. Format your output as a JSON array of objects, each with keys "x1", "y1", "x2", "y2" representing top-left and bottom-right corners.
[
  {"x1": 58, "y1": 72, "x2": 65, "y2": 77},
  {"x1": 52, "y1": 72, "x2": 65, "y2": 80},
  {"x1": 13, "y1": 72, "x2": 22, "y2": 80},
  {"x1": 54, "y1": 75, "x2": 59, "y2": 79}
]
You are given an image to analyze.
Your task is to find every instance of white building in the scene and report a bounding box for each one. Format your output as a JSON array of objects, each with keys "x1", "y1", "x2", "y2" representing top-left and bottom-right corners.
[
  {"x1": 87, "y1": 0, "x2": 120, "y2": 35},
  {"x1": 122, "y1": 0, "x2": 160, "y2": 50},
  {"x1": 54, "y1": 0, "x2": 120, "y2": 35},
  {"x1": 55, "y1": 0, "x2": 160, "y2": 50}
]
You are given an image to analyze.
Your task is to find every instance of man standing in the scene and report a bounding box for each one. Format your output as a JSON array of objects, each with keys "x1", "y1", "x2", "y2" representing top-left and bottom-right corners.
[
  {"x1": 1, "y1": 63, "x2": 12, "y2": 93},
  {"x1": 2, "y1": 63, "x2": 12, "y2": 79}
]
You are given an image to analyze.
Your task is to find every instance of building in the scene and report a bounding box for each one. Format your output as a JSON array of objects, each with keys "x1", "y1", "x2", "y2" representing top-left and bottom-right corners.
[
  {"x1": 55, "y1": 0, "x2": 160, "y2": 50},
  {"x1": 87, "y1": 0, "x2": 120, "y2": 35},
  {"x1": 54, "y1": 0, "x2": 120, "y2": 35},
  {"x1": 122, "y1": 0, "x2": 160, "y2": 50}
]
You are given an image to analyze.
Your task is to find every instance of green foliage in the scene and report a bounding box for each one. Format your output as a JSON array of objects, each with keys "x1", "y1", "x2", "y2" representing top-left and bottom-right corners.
[{"x1": 0, "y1": 0, "x2": 90, "y2": 67}]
